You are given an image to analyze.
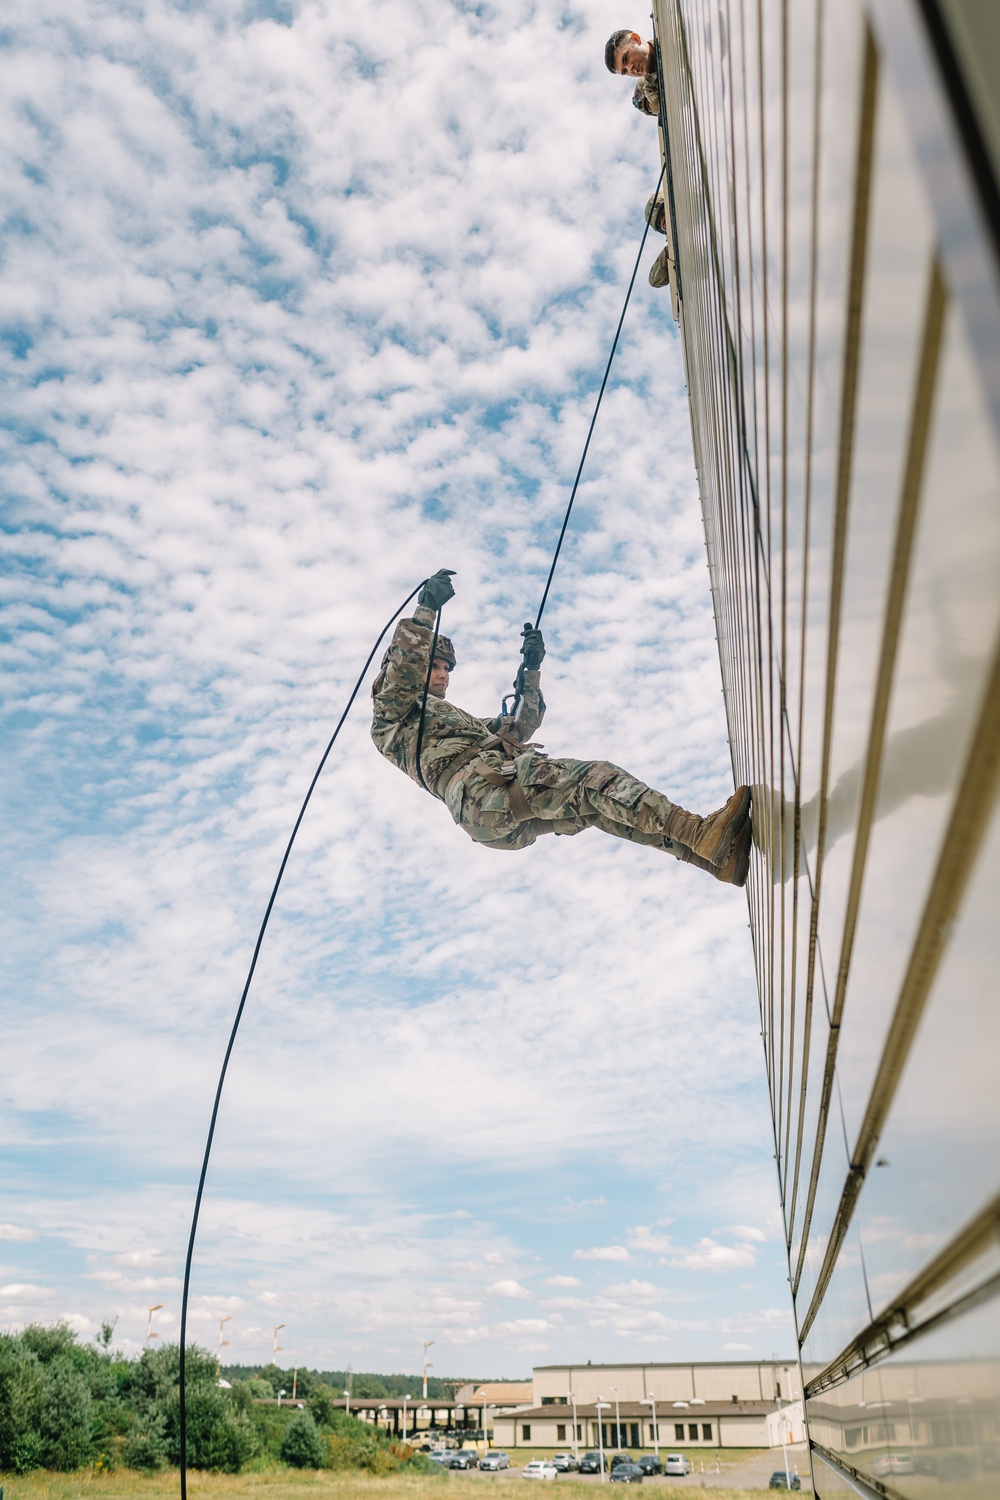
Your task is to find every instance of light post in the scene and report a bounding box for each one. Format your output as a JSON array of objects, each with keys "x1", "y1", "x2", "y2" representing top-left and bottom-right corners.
[
  {"x1": 403, "y1": 1394, "x2": 411, "y2": 1444},
  {"x1": 482, "y1": 1389, "x2": 488, "y2": 1452},
  {"x1": 611, "y1": 1387, "x2": 621, "y2": 1452},
  {"x1": 568, "y1": 1391, "x2": 579, "y2": 1461},
  {"x1": 907, "y1": 1393, "x2": 923, "y2": 1459},
  {"x1": 596, "y1": 1398, "x2": 610, "y2": 1483},
  {"x1": 640, "y1": 1394, "x2": 659, "y2": 1459},
  {"x1": 278, "y1": 1388, "x2": 286, "y2": 1407},
  {"x1": 423, "y1": 1340, "x2": 435, "y2": 1400},
  {"x1": 776, "y1": 1377, "x2": 789, "y2": 1487},
  {"x1": 146, "y1": 1303, "x2": 164, "y2": 1341},
  {"x1": 344, "y1": 1366, "x2": 353, "y2": 1417},
  {"x1": 216, "y1": 1314, "x2": 233, "y2": 1377}
]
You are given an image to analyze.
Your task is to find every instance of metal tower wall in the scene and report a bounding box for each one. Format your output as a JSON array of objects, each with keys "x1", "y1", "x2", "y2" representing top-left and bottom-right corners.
[{"x1": 649, "y1": 0, "x2": 1000, "y2": 1494}]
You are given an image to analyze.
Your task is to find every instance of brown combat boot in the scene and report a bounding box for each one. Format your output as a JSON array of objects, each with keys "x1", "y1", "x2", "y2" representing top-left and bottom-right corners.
[
  {"x1": 673, "y1": 816, "x2": 752, "y2": 887},
  {"x1": 664, "y1": 785, "x2": 751, "y2": 869}
]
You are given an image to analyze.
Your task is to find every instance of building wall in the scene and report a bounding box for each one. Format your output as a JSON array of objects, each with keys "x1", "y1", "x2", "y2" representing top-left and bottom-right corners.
[
  {"x1": 651, "y1": 0, "x2": 1000, "y2": 1496},
  {"x1": 533, "y1": 1361, "x2": 801, "y2": 1406}
]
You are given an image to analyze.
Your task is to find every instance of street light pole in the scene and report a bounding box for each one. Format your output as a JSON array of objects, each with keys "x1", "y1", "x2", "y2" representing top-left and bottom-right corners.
[
  {"x1": 611, "y1": 1387, "x2": 620, "y2": 1452},
  {"x1": 216, "y1": 1315, "x2": 233, "y2": 1378},
  {"x1": 776, "y1": 1380, "x2": 789, "y2": 1486},
  {"x1": 596, "y1": 1399, "x2": 609, "y2": 1483},
  {"x1": 641, "y1": 1395, "x2": 658, "y2": 1459},
  {"x1": 568, "y1": 1391, "x2": 579, "y2": 1461}
]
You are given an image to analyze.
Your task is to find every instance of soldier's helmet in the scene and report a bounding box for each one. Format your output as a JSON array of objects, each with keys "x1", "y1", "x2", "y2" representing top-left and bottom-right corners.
[
  {"x1": 645, "y1": 191, "x2": 667, "y2": 233},
  {"x1": 432, "y1": 634, "x2": 456, "y2": 669},
  {"x1": 371, "y1": 634, "x2": 457, "y2": 698}
]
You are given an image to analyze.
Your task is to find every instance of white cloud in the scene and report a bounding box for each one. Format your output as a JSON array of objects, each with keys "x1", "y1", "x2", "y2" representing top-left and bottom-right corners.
[
  {"x1": 724, "y1": 1342, "x2": 752, "y2": 1351},
  {"x1": 573, "y1": 1246, "x2": 632, "y2": 1262},
  {"x1": 543, "y1": 1275, "x2": 582, "y2": 1288},
  {"x1": 723, "y1": 1225, "x2": 768, "y2": 1244},
  {"x1": 487, "y1": 1280, "x2": 532, "y2": 1301},
  {"x1": 0, "y1": 1225, "x2": 38, "y2": 1242}
]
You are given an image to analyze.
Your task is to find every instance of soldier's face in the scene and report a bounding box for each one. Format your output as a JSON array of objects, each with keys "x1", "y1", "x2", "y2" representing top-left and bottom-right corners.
[
  {"x1": 428, "y1": 657, "x2": 451, "y2": 699},
  {"x1": 615, "y1": 34, "x2": 652, "y2": 76}
]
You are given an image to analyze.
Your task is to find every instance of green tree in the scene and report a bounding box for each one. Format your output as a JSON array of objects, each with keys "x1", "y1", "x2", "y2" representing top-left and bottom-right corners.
[
  {"x1": 280, "y1": 1410, "x2": 325, "y2": 1469},
  {"x1": 309, "y1": 1385, "x2": 336, "y2": 1427},
  {"x1": 0, "y1": 1336, "x2": 44, "y2": 1473},
  {"x1": 37, "y1": 1357, "x2": 95, "y2": 1470}
]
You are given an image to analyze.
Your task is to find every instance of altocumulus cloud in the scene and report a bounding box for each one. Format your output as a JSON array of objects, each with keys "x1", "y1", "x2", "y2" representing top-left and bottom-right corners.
[{"x1": 0, "y1": 0, "x2": 790, "y2": 1372}]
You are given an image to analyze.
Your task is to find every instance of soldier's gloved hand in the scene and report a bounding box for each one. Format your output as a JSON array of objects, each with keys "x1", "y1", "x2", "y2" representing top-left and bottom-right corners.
[
  {"x1": 419, "y1": 569, "x2": 456, "y2": 612},
  {"x1": 520, "y1": 623, "x2": 545, "y2": 670}
]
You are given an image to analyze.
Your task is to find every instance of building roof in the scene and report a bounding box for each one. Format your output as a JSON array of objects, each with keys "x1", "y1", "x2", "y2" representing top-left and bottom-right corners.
[
  {"x1": 499, "y1": 1400, "x2": 779, "y2": 1419},
  {"x1": 534, "y1": 1361, "x2": 795, "y2": 1371}
]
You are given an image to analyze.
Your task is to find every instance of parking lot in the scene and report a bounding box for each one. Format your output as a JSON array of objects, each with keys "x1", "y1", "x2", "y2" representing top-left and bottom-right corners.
[{"x1": 437, "y1": 1445, "x2": 811, "y2": 1491}]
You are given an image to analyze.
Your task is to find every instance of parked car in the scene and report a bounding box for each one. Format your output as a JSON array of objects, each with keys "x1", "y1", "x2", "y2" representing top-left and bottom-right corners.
[
  {"x1": 522, "y1": 1460, "x2": 559, "y2": 1481},
  {"x1": 871, "y1": 1455, "x2": 914, "y2": 1477},
  {"x1": 480, "y1": 1452, "x2": 511, "y2": 1471},
  {"x1": 609, "y1": 1463, "x2": 645, "y2": 1484},
  {"x1": 610, "y1": 1454, "x2": 634, "y2": 1468},
  {"x1": 450, "y1": 1450, "x2": 481, "y2": 1469},
  {"x1": 664, "y1": 1454, "x2": 692, "y2": 1476},
  {"x1": 552, "y1": 1454, "x2": 579, "y2": 1472},
  {"x1": 768, "y1": 1472, "x2": 801, "y2": 1490},
  {"x1": 579, "y1": 1452, "x2": 605, "y2": 1474},
  {"x1": 427, "y1": 1450, "x2": 452, "y2": 1466},
  {"x1": 637, "y1": 1456, "x2": 663, "y2": 1475}
]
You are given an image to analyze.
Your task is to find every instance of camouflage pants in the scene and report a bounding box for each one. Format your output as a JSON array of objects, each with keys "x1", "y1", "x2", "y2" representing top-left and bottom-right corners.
[{"x1": 442, "y1": 752, "x2": 688, "y2": 857}]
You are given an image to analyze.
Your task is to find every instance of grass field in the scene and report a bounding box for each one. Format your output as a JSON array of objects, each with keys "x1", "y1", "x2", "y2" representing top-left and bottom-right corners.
[{"x1": 0, "y1": 1471, "x2": 783, "y2": 1500}]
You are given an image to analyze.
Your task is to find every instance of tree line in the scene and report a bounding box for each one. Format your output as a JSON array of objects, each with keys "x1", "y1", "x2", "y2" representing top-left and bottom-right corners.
[{"x1": 0, "y1": 1323, "x2": 441, "y2": 1477}]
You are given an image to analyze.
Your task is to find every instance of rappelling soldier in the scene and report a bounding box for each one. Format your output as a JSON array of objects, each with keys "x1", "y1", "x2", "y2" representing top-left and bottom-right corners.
[
  {"x1": 644, "y1": 190, "x2": 671, "y2": 290},
  {"x1": 370, "y1": 571, "x2": 752, "y2": 885},
  {"x1": 605, "y1": 29, "x2": 661, "y2": 119}
]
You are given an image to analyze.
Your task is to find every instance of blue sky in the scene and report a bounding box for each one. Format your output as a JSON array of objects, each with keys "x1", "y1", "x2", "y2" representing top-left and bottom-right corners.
[{"x1": 0, "y1": 0, "x2": 793, "y2": 1375}]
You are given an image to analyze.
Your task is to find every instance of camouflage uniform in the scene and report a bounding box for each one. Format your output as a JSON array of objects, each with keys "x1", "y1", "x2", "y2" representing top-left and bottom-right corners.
[
  {"x1": 632, "y1": 59, "x2": 660, "y2": 118},
  {"x1": 371, "y1": 604, "x2": 691, "y2": 858},
  {"x1": 645, "y1": 191, "x2": 670, "y2": 290}
]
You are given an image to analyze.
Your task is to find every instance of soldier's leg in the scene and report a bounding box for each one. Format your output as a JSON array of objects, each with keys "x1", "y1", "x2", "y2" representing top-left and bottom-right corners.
[{"x1": 523, "y1": 758, "x2": 751, "y2": 872}]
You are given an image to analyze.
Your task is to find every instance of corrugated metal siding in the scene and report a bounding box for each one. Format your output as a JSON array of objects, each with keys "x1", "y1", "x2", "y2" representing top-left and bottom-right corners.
[{"x1": 650, "y1": 0, "x2": 1000, "y2": 1493}]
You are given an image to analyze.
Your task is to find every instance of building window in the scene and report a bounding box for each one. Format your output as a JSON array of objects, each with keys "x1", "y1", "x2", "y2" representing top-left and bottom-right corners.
[
  {"x1": 675, "y1": 1424, "x2": 685, "y2": 1441},
  {"x1": 576, "y1": 1424, "x2": 583, "y2": 1440},
  {"x1": 688, "y1": 1425, "x2": 698, "y2": 1442},
  {"x1": 702, "y1": 1425, "x2": 712, "y2": 1442},
  {"x1": 557, "y1": 1425, "x2": 566, "y2": 1442},
  {"x1": 541, "y1": 1398, "x2": 558, "y2": 1406},
  {"x1": 522, "y1": 1425, "x2": 531, "y2": 1442}
]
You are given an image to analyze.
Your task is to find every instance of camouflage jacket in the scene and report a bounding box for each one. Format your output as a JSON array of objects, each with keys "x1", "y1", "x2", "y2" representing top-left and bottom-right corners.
[
  {"x1": 371, "y1": 604, "x2": 546, "y2": 796},
  {"x1": 633, "y1": 61, "x2": 660, "y2": 118}
]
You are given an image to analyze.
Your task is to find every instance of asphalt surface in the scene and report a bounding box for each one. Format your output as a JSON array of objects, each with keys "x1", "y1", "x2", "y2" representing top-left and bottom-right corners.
[{"x1": 449, "y1": 1444, "x2": 811, "y2": 1492}]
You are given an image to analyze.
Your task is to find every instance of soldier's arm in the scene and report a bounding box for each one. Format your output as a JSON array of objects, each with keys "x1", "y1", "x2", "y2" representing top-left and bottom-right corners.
[
  {"x1": 372, "y1": 604, "x2": 437, "y2": 723},
  {"x1": 510, "y1": 668, "x2": 546, "y2": 740}
]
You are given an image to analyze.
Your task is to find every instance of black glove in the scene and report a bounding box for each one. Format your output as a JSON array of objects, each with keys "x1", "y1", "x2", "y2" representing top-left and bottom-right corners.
[
  {"x1": 419, "y1": 569, "x2": 456, "y2": 612},
  {"x1": 520, "y1": 622, "x2": 545, "y2": 670}
]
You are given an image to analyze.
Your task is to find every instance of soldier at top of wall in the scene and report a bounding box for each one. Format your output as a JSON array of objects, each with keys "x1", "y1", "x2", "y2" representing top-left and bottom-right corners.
[
  {"x1": 370, "y1": 570, "x2": 753, "y2": 885},
  {"x1": 605, "y1": 29, "x2": 660, "y2": 119}
]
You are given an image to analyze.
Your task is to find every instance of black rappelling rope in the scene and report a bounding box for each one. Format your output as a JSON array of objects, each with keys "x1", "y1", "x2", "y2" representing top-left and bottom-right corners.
[
  {"x1": 502, "y1": 162, "x2": 666, "y2": 718},
  {"x1": 532, "y1": 160, "x2": 666, "y2": 633},
  {"x1": 177, "y1": 170, "x2": 664, "y2": 1494},
  {"x1": 177, "y1": 580, "x2": 426, "y2": 1500}
]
